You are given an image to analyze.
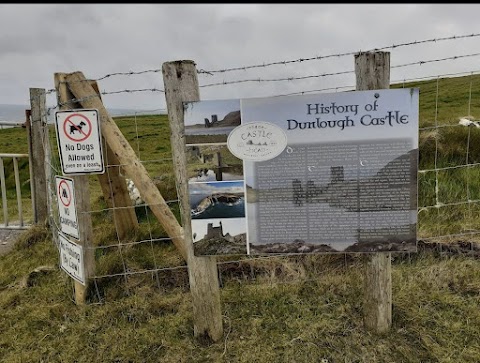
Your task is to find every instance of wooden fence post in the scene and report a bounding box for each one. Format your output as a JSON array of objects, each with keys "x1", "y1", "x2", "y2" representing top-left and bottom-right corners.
[
  {"x1": 63, "y1": 71, "x2": 187, "y2": 260},
  {"x1": 162, "y1": 60, "x2": 223, "y2": 343},
  {"x1": 54, "y1": 73, "x2": 95, "y2": 305},
  {"x1": 28, "y1": 88, "x2": 49, "y2": 225},
  {"x1": 355, "y1": 51, "x2": 392, "y2": 333},
  {"x1": 88, "y1": 81, "x2": 139, "y2": 240}
]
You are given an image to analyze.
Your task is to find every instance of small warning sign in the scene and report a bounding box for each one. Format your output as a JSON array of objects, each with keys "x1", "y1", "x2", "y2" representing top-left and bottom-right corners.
[
  {"x1": 55, "y1": 109, "x2": 104, "y2": 175},
  {"x1": 58, "y1": 232, "x2": 85, "y2": 285},
  {"x1": 56, "y1": 176, "x2": 79, "y2": 240}
]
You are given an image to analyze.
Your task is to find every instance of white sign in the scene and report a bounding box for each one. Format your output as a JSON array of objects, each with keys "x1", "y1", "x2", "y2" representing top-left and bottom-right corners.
[
  {"x1": 58, "y1": 232, "x2": 85, "y2": 285},
  {"x1": 242, "y1": 88, "x2": 419, "y2": 255},
  {"x1": 55, "y1": 109, "x2": 104, "y2": 175},
  {"x1": 55, "y1": 176, "x2": 79, "y2": 239},
  {"x1": 227, "y1": 122, "x2": 287, "y2": 161},
  {"x1": 185, "y1": 88, "x2": 419, "y2": 256}
]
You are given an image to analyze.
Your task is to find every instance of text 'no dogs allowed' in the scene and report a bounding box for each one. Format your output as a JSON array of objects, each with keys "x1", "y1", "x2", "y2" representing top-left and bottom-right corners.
[{"x1": 55, "y1": 109, "x2": 105, "y2": 175}]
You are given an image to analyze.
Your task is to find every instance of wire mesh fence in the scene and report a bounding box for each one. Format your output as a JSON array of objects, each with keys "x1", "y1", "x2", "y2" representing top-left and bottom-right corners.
[{"x1": 28, "y1": 31, "x2": 480, "y2": 303}]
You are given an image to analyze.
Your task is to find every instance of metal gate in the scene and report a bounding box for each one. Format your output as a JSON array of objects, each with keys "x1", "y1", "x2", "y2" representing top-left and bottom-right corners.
[{"x1": 0, "y1": 153, "x2": 33, "y2": 229}]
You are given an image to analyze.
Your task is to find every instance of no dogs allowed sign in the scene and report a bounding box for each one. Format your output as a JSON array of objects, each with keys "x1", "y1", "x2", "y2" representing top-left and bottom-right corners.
[{"x1": 55, "y1": 109, "x2": 105, "y2": 175}]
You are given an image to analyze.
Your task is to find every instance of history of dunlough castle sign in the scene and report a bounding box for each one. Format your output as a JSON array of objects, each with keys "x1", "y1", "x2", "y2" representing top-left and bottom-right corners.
[{"x1": 183, "y1": 89, "x2": 419, "y2": 256}]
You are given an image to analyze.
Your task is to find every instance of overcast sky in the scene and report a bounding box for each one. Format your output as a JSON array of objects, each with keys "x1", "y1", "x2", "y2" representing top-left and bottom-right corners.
[{"x1": 1, "y1": 4, "x2": 480, "y2": 111}]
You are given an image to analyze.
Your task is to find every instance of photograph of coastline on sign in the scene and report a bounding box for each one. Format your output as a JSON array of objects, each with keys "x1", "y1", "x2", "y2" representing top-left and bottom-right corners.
[
  {"x1": 184, "y1": 99, "x2": 241, "y2": 145},
  {"x1": 189, "y1": 180, "x2": 247, "y2": 256},
  {"x1": 189, "y1": 180, "x2": 246, "y2": 220}
]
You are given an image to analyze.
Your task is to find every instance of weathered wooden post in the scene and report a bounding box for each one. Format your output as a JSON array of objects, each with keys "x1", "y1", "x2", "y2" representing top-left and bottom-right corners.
[
  {"x1": 54, "y1": 74, "x2": 95, "y2": 305},
  {"x1": 63, "y1": 71, "x2": 187, "y2": 260},
  {"x1": 355, "y1": 51, "x2": 392, "y2": 333},
  {"x1": 88, "y1": 81, "x2": 139, "y2": 240},
  {"x1": 162, "y1": 60, "x2": 223, "y2": 342},
  {"x1": 28, "y1": 88, "x2": 49, "y2": 225}
]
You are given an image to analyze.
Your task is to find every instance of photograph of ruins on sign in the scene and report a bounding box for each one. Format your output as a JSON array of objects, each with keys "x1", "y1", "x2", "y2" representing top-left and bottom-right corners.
[
  {"x1": 184, "y1": 99, "x2": 241, "y2": 144},
  {"x1": 192, "y1": 218, "x2": 247, "y2": 256},
  {"x1": 186, "y1": 144, "x2": 244, "y2": 183}
]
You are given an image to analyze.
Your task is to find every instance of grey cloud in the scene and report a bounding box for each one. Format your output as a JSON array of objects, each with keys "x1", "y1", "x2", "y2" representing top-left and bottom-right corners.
[{"x1": 1, "y1": 4, "x2": 480, "y2": 109}]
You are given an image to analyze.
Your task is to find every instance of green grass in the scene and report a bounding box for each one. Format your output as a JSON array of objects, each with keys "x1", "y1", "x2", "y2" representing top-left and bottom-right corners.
[
  {"x1": 1, "y1": 232, "x2": 480, "y2": 362},
  {"x1": 0, "y1": 127, "x2": 33, "y2": 225},
  {"x1": 2, "y1": 74, "x2": 480, "y2": 361},
  {"x1": 392, "y1": 73, "x2": 480, "y2": 128},
  {"x1": 3, "y1": 75, "x2": 480, "y2": 236}
]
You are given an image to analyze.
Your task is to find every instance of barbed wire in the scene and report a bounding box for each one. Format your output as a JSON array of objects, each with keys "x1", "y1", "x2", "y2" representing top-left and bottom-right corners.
[
  {"x1": 392, "y1": 52, "x2": 480, "y2": 69},
  {"x1": 96, "y1": 68, "x2": 163, "y2": 81},
  {"x1": 199, "y1": 70, "x2": 354, "y2": 88},
  {"x1": 393, "y1": 69, "x2": 480, "y2": 84},
  {"x1": 198, "y1": 32, "x2": 480, "y2": 74},
  {"x1": 48, "y1": 32, "x2": 480, "y2": 87},
  {"x1": 56, "y1": 69, "x2": 164, "y2": 85},
  {"x1": 32, "y1": 48, "x2": 480, "y2": 299},
  {"x1": 199, "y1": 51, "x2": 480, "y2": 89},
  {"x1": 45, "y1": 88, "x2": 166, "y2": 115},
  {"x1": 42, "y1": 68, "x2": 480, "y2": 112},
  {"x1": 271, "y1": 69, "x2": 480, "y2": 99},
  {"x1": 101, "y1": 88, "x2": 164, "y2": 95},
  {"x1": 42, "y1": 55, "x2": 480, "y2": 113}
]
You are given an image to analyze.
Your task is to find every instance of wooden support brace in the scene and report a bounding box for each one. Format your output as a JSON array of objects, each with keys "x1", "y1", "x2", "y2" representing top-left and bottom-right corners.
[
  {"x1": 88, "y1": 81, "x2": 139, "y2": 240},
  {"x1": 63, "y1": 72, "x2": 187, "y2": 260}
]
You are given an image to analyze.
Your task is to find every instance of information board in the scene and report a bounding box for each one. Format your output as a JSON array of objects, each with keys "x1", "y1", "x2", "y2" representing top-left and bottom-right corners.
[{"x1": 184, "y1": 89, "x2": 419, "y2": 256}]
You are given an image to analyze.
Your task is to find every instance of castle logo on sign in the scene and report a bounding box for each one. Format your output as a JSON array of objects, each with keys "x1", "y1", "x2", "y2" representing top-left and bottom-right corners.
[
  {"x1": 227, "y1": 122, "x2": 288, "y2": 161},
  {"x1": 55, "y1": 109, "x2": 105, "y2": 175}
]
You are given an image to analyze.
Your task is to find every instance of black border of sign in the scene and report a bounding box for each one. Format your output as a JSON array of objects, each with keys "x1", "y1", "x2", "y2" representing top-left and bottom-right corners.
[
  {"x1": 54, "y1": 109, "x2": 105, "y2": 175},
  {"x1": 55, "y1": 175, "x2": 80, "y2": 241}
]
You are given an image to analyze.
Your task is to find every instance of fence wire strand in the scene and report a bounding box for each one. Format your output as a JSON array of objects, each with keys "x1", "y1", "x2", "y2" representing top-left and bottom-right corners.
[
  {"x1": 199, "y1": 32, "x2": 480, "y2": 74},
  {"x1": 199, "y1": 51, "x2": 480, "y2": 89},
  {"x1": 28, "y1": 36, "x2": 480, "y2": 302}
]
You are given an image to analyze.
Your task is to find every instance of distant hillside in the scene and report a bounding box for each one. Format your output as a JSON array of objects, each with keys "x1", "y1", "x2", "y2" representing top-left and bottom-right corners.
[
  {"x1": 0, "y1": 104, "x2": 166, "y2": 124},
  {"x1": 218, "y1": 110, "x2": 241, "y2": 127},
  {"x1": 0, "y1": 104, "x2": 29, "y2": 122}
]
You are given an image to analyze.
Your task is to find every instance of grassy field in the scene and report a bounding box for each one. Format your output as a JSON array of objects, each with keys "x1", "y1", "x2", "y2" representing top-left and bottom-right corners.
[
  {"x1": 0, "y1": 228, "x2": 479, "y2": 362},
  {"x1": 1, "y1": 73, "x2": 480, "y2": 361}
]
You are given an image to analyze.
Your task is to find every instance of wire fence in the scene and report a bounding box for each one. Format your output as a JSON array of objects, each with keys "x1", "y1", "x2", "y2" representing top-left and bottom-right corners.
[{"x1": 28, "y1": 31, "x2": 480, "y2": 303}]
